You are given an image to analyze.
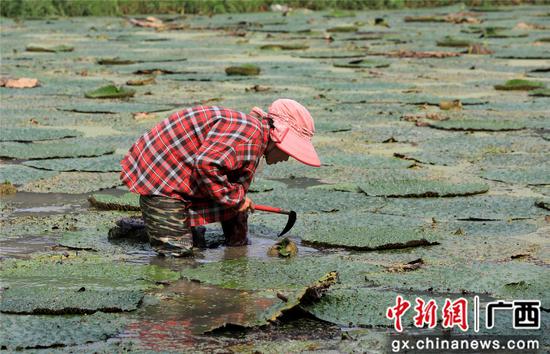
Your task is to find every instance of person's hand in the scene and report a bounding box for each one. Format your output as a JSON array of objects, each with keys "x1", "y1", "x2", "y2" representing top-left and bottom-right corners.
[{"x1": 237, "y1": 196, "x2": 254, "y2": 213}]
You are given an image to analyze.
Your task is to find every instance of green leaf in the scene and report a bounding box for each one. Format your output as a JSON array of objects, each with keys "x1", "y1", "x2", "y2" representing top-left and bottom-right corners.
[
  {"x1": 0, "y1": 127, "x2": 82, "y2": 142},
  {"x1": 225, "y1": 64, "x2": 260, "y2": 76},
  {"x1": 0, "y1": 312, "x2": 128, "y2": 350},
  {"x1": 85, "y1": 85, "x2": 136, "y2": 99},
  {"x1": 0, "y1": 164, "x2": 58, "y2": 185},
  {"x1": 436, "y1": 36, "x2": 473, "y2": 47},
  {"x1": 0, "y1": 287, "x2": 143, "y2": 314},
  {"x1": 0, "y1": 139, "x2": 115, "y2": 159},
  {"x1": 26, "y1": 44, "x2": 74, "y2": 52},
  {"x1": 88, "y1": 192, "x2": 141, "y2": 211},
  {"x1": 494, "y1": 79, "x2": 546, "y2": 91},
  {"x1": 23, "y1": 154, "x2": 123, "y2": 172}
]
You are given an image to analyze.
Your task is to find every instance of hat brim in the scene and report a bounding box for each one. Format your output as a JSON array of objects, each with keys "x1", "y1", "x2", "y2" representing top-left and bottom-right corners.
[{"x1": 275, "y1": 129, "x2": 321, "y2": 167}]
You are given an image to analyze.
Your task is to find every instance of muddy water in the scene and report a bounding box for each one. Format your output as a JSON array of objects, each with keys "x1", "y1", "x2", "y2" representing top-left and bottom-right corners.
[
  {"x1": 1, "y1": 191, "x2": 89, "y2": 216},
  {"x1": 123, "y1": 277, "x2": 342, "y2": 351},
  {"x1": 0, "y1": 235, "x2": 59, "y2": 259},
  {"x1": 1, "y1": 190, "x2": 335, "y2": 351}
]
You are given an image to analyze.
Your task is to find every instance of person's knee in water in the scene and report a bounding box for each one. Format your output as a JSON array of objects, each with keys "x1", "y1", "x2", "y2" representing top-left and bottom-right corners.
[{"x1": 119, "y1": 99, "x2": 321, "y2": 257}]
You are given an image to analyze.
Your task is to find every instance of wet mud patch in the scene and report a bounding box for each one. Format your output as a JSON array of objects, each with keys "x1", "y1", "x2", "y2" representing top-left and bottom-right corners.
[
  {"x1": 138, "y1": 272, "x2": 337, "y2": 334},
  {"x1": 0, "y1": 235, "x2": 59, "y2": 259}
]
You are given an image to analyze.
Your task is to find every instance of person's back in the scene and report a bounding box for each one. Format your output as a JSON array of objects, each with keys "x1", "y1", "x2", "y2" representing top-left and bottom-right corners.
[{"x1": 121, "y1": 106, "x2": 266, "y2": 208}]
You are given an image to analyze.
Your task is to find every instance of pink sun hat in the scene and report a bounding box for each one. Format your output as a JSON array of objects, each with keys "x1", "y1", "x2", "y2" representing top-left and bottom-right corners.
[{"x1": 252, "y1": 99, "x2": 320, "y2": 167}]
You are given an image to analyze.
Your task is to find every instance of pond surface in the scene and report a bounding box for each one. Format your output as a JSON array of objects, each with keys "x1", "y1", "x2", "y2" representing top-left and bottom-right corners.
[{"x1": 1, "y1": 4, "x2": 549, "y2": 352}]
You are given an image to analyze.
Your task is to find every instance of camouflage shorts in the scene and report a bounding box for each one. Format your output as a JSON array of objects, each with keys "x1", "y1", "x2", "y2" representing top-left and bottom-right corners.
[{"x1": 139, "y1": 195, "x2": 193, "y2": 257}]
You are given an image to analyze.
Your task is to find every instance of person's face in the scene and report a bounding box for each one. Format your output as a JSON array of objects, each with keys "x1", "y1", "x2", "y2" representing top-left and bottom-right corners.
[{"x1": 265, "y1": 143, "x2": 290, "y2": 165}]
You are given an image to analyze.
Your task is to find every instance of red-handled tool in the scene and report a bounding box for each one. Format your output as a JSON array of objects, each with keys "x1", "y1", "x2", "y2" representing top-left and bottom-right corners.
[{"x1": 254, "y1": 204, "x2": 297, "y2": 237}]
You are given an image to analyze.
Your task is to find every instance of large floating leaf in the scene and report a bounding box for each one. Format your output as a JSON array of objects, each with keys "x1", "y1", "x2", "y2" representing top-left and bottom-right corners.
[
  {"x1": 225, "y1": 64, "x2": 260, "y2": 76},
  {"x1": 296, "y1": 50, "x2": 367, "y2": 58},
  {"x1": 494, "y1": 79, "x2": 546, "y2": 91},
  {"x1": 301, "y1": 221, "x2": 439, "y2": 250},
  {"x1": 26, "y1": 44, "x2": 74, "y2": 52},
  {"x1": 480, "y1": 166, "x2": 550, "y2": 185},
  {"x1": 476, "y1": 152, "x2": 549, "y2": 167},
  {"x1": 20, "y1": 172, "x2": 121, "y2": 193},
  {"x1": 0, "y1": 312, "x2": 127, "y2": 350},
  {"x1": 358, "y1": 178, "x2": 489, "y2": 198},
  {"x1": 315, "y1": 121, "x2": 353, "y2": 133},
  {"x1": 97, "y1": 57, "x2": 137, "y2": 65},
  {"x1": 58, "y1": 102, "x2": 173, "y2": 114},
  {"x1": 529, "y1": 88, "x2": 550, "y2": 97},
  {"x1": 0, "y1": 127, "x2": 82, "y2": 142},
  {"x1": 436, "y1": 36, "x2": 473, "y2": 47},
  {"x1": 181, "y1": 255, "x2": 380, "y2": 290},
  {"x1": 304, "y1": 287, "x2": 409, "y2": 327},
  {"x1": 260, "y1": 43, "x2": 309, "y2": 50},
  {"x1": 322, "y1": 153, "x2": 414, "y2": 169},
  {"x1": 0, "y1": 164, "x2": 58, "y2": 185},
  {"x1": 23, "y1": 154, "x2": 123, "y2": 172},
  {"x1": 0, "y1": 140, "x2": 115, "y2": 159},
  {"x1": 333, "y1": 58, "x2": 390, "y2": 69},
  {"x1": 0, "y1": 253, "x2": 179, "y2": 290},
  {"x1": 394, "y1": 134, "x2": 550, "y2": 166},
  {"x1": 440, "y1": 220, "x2": 538, "y2": 237},
  {"x1": 370, "y1": 195, "x2": 542, "y2": 220},
  {"x1": 88, "y1": 192, "x2": 141, "y2": 211},
  {"x1": 248, "y1": 178, "x2": 286, "y2": 193},
  {"x1": 427, "y1": 119, "x2": 526, "y2": 131},
  {"x1": 85, "y1": 85, "x2": 136, "y2": 99},
  {"x1": 294, "y1": 210, "x2": 438, "y2": 249},
  {"x1": 253, "y1": 189, "x2": 374, "y2": 213},
  {"x1": 327, "y1": 25, "x2": 358, "y2": 33},
  {"x1": 365, "y1": 261, "x2": 549, "y2": 308},
  {"x1": 0, "y1": 287, "x2": 143, "y2": 314}
]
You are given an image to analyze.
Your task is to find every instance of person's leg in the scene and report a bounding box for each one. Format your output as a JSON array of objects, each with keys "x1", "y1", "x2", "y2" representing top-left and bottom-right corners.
[
  {"x1": 139, "y1": 195, "x2": 193, "y2": 257},
  {"x1": 221, "y1": 212, "x2": 249, "y2": 246}
]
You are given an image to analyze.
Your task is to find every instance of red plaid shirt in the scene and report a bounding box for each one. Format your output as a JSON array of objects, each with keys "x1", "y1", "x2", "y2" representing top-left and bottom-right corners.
[{"x1": 121, "y1": 106, "x2": 270, "y2": 226}]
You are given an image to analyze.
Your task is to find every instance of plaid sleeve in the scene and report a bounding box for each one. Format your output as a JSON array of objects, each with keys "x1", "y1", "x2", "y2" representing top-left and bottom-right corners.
[{"x1": 193, "y1": 123, "x2": 246, "y2": 208}]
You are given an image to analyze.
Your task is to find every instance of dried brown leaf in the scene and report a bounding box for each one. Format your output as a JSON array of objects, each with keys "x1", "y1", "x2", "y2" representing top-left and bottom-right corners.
[
  {"x1": 439, "y1": 99, "x2": 462, "y2": 111},
  {"x1": 515, "y1": 22, "x2": 547, "y2": 30},
  {"x1": 3, "y1": 78, "x2": 40, "y2": 88},
  {"x1": 133, "y1": 112, "x2": 158, "y2": 121},
  {"x1": 388, "y1": 50, "x2": 461, "y2": 58}
]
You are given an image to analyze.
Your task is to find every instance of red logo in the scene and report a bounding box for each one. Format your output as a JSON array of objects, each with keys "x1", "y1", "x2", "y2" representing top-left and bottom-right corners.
[
  {"x1": 414, "y1": 297, "x2": 438, "y2": 329},
  {"x1": 386, "y1": 295, "x2": 411, "y2": 332}
]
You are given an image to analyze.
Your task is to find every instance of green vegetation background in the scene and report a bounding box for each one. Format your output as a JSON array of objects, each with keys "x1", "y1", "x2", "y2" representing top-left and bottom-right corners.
[{"x1": 1, "y1": 0, "x2": 548, "y2": 17}]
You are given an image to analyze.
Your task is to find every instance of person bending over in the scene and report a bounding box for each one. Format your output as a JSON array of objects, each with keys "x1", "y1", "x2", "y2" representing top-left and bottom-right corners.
[{"x1": 120, "y1": 99, "x2": 320, "y2": 257}]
